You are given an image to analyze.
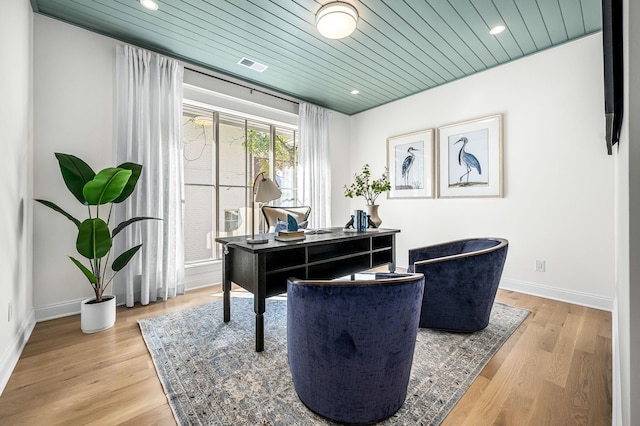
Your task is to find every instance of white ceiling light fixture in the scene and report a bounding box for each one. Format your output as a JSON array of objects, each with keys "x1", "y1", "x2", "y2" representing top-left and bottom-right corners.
[
  {"x1": 140, "y1": 0, "x2": 159, "y2": 11},
  {"x1": 350, "y1": 89, "x2": 359, "y2": 95},
  {"x1": 316, "y1": 2, "x2": 359, "y2": 39},
  {"x1": 489, "y1": 25, "x2": 506, "y2": 35}
]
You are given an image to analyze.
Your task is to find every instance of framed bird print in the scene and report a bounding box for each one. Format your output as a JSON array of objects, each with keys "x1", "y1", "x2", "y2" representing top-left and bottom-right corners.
[
  {"x1": 386, "y1": 129, "x2": 434, "y2": 199},
  {"x1": 436, "y1": 114, "x2": 503, "y2": 198}
]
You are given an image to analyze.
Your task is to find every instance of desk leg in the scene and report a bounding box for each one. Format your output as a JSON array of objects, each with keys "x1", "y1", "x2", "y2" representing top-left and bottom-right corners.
[
  {"x1": 254, "y1": 294, "x2": 265, "y2": 352},
  {"x1": 389, "y1": 234, "x2": 397, "y2": 273},
  {"x1": 255, "y1": 313, "x2": 264, "y2": 352},
  {"x1": 222, "y1": 248, "x2": 231, "y2": 323},
  {"x1": 255, "y1": 254, "x2": 266, "y2": 352}
]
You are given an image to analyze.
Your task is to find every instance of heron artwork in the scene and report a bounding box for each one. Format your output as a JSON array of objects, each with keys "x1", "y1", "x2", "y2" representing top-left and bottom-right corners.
[
  {"x1": 401, "y1": 146, "x2": 419, "y2": 187},
  {"x1": 455, "y1": 137, "x2": 481, "y2": 184}
]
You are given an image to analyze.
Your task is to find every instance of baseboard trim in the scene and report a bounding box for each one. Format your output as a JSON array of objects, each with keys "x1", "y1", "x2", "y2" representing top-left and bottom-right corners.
[
  {"x1": 612, "y1": 297, "x2": 621, "y2": 425},
  {"x1": 35, "y1": 298, "x2": 83, "y2": 322},
  {"x1": 34, "y1": 283, "x2": 222, "y2": 323},
  {"x1": 500, "y1": 278, "x2": 614, "y2": 311},
  {"x1": 0, "y1": 310, "x2": 36, "y2": 396}
]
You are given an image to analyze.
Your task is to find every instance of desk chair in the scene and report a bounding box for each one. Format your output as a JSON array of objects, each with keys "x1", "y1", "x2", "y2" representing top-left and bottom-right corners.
[{"x1": 261, "y1": 205, "x2": 311, "y2": 231}]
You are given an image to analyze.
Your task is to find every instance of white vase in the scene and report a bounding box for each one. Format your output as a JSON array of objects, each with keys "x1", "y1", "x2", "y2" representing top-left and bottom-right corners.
[
  {"x1": 81, "y1": 295, "x2": 116, "y2": 333},
  {"x1": 366, "y1": 204, "x2": 382, "y2": 228}
]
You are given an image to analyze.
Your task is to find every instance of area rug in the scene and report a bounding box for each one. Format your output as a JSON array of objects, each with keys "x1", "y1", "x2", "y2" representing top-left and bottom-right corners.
[{"x1": 139, "y1": 298, "x2": 529, "y2": 425}]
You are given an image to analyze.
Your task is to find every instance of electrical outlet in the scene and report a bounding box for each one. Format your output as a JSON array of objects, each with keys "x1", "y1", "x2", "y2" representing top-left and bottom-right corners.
[
  {"x1": 535, "y1": 260, "x2": 546, "y2": 272},
  {"x1": 7, "y1": 302, "x2": 12, "y2": 322}
]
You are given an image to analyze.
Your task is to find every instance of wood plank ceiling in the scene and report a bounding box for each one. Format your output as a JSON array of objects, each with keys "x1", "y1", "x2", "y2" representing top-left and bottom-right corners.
[{"x1": 31, "y1": 0, "x2": 602, "y2": 115}]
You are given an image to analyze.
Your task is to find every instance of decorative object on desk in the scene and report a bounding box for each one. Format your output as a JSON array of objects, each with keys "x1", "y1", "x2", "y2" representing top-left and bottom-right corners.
[
  {"x1": 275, "y1": 234, "x2": 306, "y2": 242},
  {"x1": 352, "y1": 209, "x2": 367, "y2": 232},
  {"x1": 344, "y1": 164, "x2": 391, "y2": 226},
  {"x1": 274, "y1": 218, "x2": 308, "y2": 234},
  {"x1": 344, "y1": 212, "x2": 377, "y2": 230},
  {"x1": 366, "y1": 204, "x2": 381, "y2": 227},
  {"x1": 276, "y1": 215, "x2": 305, "y2": 241},
  {"x1": 436, "y1": 114, "x2": 503, "y2": 198},
  {"x1": 247, "y1": 172, "x2": 281, "y2": 244},
  {"x1": 138, "y1": 297, "x2": 529, "y2": 425},
  {"x1": 344, "y1": 214, "x2": 355, "y2": 229},
  {"x1": 344, "y1": 164, "x2": 391, "y2": 205},
  {"x1": 287, "y1": 214, "x2": 297, "y2": 231},
  {"x1": 387, "y1": 129, "x2": 435, "y2": 199},
  {"x1": 35, "y1": 153, "x2": 158, "y2": 333}
]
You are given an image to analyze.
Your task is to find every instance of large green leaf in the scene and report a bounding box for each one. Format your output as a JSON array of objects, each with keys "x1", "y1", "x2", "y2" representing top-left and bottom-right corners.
[
  {"x1": 55, "y1": 153, "x2": 95, "y2": 205},
  {"x1": 112, "y1": 216, "x2": 161, "y2": 238},
  {"x1": 83, "y1": 168, "x2": 132, "y2": 205},
  {"x1": 34, "y1": 199, "x2": 81, "y2": 228},
  {"x1": 69, "y1": 256, "x2": 97, "y2": 284},
  {"x1": 76, "y1": 218, "x2": 112, "y2": 259},
  {"x1": 113, "y1": 162, "x2": 142, "y2": 203},
  {"x1": 112, "y1": 244, "x2": 142, "y2": 271}
]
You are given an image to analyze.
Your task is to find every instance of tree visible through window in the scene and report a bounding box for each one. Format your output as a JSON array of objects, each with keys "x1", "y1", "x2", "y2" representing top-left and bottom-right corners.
[{"x1": 182, "y1": 105, "x2": 298, "y2": 264}]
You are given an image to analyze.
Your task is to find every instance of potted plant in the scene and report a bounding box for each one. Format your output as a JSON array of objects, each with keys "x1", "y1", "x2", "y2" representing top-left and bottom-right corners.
[
  {"x1": 344, "y1": 164, "x2": 391, "y2": 227},
  {"x1": 36, "y1": 153, "x2": 157, "y2": 333}
]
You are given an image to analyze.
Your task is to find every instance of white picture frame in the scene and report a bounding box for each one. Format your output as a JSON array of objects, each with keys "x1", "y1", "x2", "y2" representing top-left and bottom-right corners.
[
  {"x1": 386, "y1": 129, "x2": 434, "y2": 199},
  {"x1": 436, "y1": 114, "x2": 503, "y2": 198}
]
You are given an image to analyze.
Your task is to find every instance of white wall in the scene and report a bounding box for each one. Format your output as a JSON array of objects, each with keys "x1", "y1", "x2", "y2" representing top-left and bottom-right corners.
[
  {"x1": 616, "y1": 0, "x2": 639, "y2": 423},
  {"x1": 0, "y1": 0, "x2": 34, "y2": 394},
  {"x1": 346, "y1": 34, "x2": 614, "y2": 308},
  {"x1": 32, "y1": 15, "x2": 117, "y2": 318}
]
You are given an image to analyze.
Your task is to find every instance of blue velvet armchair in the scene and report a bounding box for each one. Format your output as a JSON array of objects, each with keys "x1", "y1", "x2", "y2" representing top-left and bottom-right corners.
[
  {"x1": 286, "y1": 273, "x2": 425, "y2": 425},
  {"x1": 408, "y1": 237, "x2": 508, "y2": 332}
]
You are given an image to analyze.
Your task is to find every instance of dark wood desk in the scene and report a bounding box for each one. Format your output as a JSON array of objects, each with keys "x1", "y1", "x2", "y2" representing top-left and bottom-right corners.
[{"x1": 215, "y1": 228, "x2": 399, "y2": 351}]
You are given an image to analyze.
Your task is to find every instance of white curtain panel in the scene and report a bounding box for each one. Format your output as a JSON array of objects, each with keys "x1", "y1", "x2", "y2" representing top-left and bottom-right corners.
[
  {"x1": 114, "y1": 45, "x2": 185, "y2": 307},
  {"x1": 298, "y1": 103, "x2": 331, "y2": 228}
]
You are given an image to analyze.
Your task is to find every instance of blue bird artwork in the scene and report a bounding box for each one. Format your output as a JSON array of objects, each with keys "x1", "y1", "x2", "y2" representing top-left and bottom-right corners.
[
  {"x1": 455, "y1": 137, "x2": 481, "y2": 184},
  {"x1": 401, "y1": 146, "x2": 419, "y2": 186}
]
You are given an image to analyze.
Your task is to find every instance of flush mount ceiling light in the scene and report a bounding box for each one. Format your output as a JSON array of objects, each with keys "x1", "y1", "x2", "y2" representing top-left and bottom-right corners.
[
  {"x1": 350, "y1": 89, "x2": 359, "y2": 95},
  {"x1": 489, "y1": 25, "x2": 506, "y2": 35},
  {"x1": 316, "y1": 2, "x2": 359, "y2": 39},
  {"x1": 140, "y1": 0, "x2": 159, "y2": 11}
]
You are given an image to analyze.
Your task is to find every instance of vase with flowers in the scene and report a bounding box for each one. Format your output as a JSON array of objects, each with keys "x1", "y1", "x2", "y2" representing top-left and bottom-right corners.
[{"x1": 344, "y1": 164, "x2": 391, "y2": 227}]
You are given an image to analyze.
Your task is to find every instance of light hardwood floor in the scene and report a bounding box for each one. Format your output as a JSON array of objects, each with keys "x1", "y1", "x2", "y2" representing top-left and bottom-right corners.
[{"x1": 0, "y1": 287, "x2": 611, "y2": 425}]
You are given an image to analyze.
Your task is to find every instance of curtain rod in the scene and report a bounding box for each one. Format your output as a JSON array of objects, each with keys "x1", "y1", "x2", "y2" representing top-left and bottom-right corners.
[{"x1": 185, "y1": 67, "x2": 300, "y2": 106}]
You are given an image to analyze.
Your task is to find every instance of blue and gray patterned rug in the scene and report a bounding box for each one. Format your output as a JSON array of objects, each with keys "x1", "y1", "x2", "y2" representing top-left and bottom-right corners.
[{"x1": 139, "y1": 297, "x2": 529, "y2": 425}]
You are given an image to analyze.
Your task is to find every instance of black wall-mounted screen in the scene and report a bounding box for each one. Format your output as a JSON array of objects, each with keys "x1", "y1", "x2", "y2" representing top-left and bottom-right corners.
[{"x1": 602, "y1": 0, "x2": 623, "y2": 155}]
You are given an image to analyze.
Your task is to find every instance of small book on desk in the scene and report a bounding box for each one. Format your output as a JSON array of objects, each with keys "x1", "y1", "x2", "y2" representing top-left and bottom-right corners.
[
  {"x1": 275, "y1": 234, "x2": 306, "y2": 242},
  {"x1": 278, "y1": 230, "x2": 304, "y2": 237}
]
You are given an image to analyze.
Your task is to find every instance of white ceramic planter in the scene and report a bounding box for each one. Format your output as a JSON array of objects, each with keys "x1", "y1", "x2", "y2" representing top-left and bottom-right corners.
[{"x1": 80, "y1": 295, "x2": 116, "y2": 333}]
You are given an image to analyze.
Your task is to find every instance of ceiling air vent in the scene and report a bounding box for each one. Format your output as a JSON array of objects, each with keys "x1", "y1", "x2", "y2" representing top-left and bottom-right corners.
[{"x1": 237, "y1": 57, "x2": 268, "y2": 72}]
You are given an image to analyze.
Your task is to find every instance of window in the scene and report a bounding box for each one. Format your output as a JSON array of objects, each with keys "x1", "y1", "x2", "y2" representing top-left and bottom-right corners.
[{"x1": 182, "y1": 105, "x2": 298, "y2": 264}]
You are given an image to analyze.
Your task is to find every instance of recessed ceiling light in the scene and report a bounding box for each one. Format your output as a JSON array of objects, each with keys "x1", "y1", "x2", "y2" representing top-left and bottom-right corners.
[
  {"x1": 350, "y1": 89, "x2": 359, "y2": 95},
  {"x1": 140, "y1": 0, "x2": 159, "y2": 11},
  {"x1": 316, "y1": 2, "x2": 359, "y2": 39},
  {"x1": 489, "y1": 25, "x2": 506, "y2": 35}
]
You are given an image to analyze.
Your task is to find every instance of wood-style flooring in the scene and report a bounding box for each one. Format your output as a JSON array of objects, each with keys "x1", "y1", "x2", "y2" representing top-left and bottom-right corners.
[{"x1": 0, "y1": 287, "x2": 612, "y2": 425}]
